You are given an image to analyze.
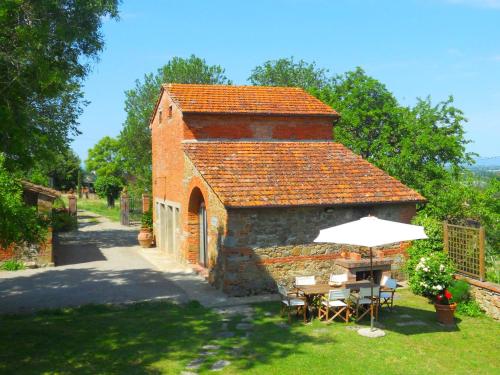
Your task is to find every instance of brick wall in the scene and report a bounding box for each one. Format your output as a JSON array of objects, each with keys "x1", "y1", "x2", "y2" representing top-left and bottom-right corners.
[
  {"x1": 182, "y1": 156, "x2": 228, "y2": 271},
  {"x1": 183, "y1": 113, "x2": 333, "y2": 140},
  {"x1": 219, "y1": 203, "x2": 417, "y2": 296},
  {"x1": 151, "y1": 90, "x2": 335, "y2": 271}
]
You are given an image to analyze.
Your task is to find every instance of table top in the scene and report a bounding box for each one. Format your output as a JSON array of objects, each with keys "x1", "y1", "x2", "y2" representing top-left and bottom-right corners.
[{"x1": 297, "y1": 281, "x2": 379, "y2": 295}]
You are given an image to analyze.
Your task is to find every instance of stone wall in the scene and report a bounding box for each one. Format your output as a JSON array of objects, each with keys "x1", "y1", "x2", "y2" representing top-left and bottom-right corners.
[
  {"x1": 0, "y1": 228, "x2": 54, "y2": 267},
  {"x1": 457, "y1": 276, "x2": 500, "y2": 320},
  {"x1": 220, "y1": 203, "x2": 416, "y2": 296}
]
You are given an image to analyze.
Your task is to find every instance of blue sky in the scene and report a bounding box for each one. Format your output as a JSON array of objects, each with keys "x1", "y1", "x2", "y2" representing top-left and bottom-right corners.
[{"x1": 75, "y1": 0, "x2": 500, "y2": 161}]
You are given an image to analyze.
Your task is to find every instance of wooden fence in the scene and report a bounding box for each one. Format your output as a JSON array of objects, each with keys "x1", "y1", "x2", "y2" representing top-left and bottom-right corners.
[{"x1": 444, "y1": 221, "x2": 485, "y2": 281}]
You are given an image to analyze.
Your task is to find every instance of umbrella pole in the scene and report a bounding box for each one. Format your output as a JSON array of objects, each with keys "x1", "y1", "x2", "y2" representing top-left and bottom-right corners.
[{"x1": 370, "y1": 247, "x2": 374, "y2": 331}]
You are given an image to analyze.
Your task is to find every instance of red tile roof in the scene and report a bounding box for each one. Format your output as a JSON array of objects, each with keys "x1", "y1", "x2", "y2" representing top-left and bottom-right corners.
[
  {"x1": 183, "y1": 141, "x2": 425, "y2": 208},
  {"x1": 163, "y1": 84, "x2": 338, "y2": 117}
]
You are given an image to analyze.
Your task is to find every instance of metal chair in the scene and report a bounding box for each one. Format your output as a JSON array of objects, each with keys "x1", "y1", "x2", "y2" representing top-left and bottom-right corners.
[
  {"x1": 329, "y1": 273, "x2": 348, "y2": 285},
  {"x1": 318, "y1": 288, "x2": 351, "y2": 323},
  {"x1": 352, "y1": 286, "x2": 380, "y2": 322},
  {"x1": 379, "y1": 277, "x2": 397, "y2": 311},
  {"x1": 277, "y1": 284, "x2": 307, "y2": 323},
  {"x1": 295, "y1": 275, "x2": 316, "y2": 286}
]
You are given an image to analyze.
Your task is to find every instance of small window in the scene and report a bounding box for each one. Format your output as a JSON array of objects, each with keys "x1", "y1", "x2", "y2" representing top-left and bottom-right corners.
[
  {"x1": 158, "y1": 110, "x2": 162, "y2": 124},
  {"x1": 168, "y1": 105, "x2": 173, "y2": 118}
]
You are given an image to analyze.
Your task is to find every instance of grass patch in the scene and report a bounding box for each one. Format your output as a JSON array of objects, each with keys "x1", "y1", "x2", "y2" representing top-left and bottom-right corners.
[
  {"x1": 0, "y1": 259, "x2": 25, "y2": 271},
  {"x1": 0, "y1": 290, "x2": 498, "y2": 374},
  {"x1": 77, "y1": 198, "x2": 120, "y2": 222}
]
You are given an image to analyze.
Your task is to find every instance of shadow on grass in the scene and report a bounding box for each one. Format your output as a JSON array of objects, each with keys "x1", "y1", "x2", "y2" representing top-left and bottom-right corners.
[
  {"x1": 0, "y1": 301, "x2": 326, "y2": 374},
  {"x1": 356, "y1": 304, "x2": 461, "y2": 335},
  {"x1": 0, "y1": 267, "x2": 189, "y2": 314}
]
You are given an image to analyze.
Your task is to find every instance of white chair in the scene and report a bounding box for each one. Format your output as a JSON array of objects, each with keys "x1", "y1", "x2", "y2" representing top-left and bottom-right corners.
[
  {"x1": 277, "y1": 284, "x2": 307, "y2": 323},
  {"x1": 318, "y1": 289, "x2": 351, "y2": 323},
  {"x1": 353, "y1": 286, "x2": 380, "y2": 322},
  {"x1": 379, "y1": 277, "x2": 397, "y2": 311},
  {"x1": 329, "y1": 273, "x2": 348, "y2": 286},
  {"x1": 295, "y1": 275, "x2": 316, "y2": 286}
]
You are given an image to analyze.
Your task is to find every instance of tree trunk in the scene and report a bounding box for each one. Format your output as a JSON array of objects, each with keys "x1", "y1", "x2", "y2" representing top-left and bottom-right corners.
[{"x1": 107, "y1": 195, "x2": 115, "y2": 208}]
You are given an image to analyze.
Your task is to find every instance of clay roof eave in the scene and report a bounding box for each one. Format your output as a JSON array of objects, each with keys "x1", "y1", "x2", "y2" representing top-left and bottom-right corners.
[
  {"x1": 182, "y1": 141, "x2": 426, "y2": 208},
  {"x1": 222, "y1": 198, "x2": 427, "y2": 209},
  {"x1": 181, "y1": 110, "x2": 340, "y2": 118},
  {"x1": 21, "y1": 180, "x2": 61, "y2": 199}
]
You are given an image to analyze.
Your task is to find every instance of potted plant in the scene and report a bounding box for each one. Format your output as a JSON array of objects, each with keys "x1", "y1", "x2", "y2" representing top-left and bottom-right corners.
[
  {"x1": 137, "y1": 208, "x2": 153, "y2": 248},
  {"x1": 409, "y1": 252, "x2": 456, "y2": 325}
]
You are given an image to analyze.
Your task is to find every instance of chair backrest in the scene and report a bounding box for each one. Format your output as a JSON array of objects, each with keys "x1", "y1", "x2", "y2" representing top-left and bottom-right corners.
[
  {"x1": 329, "y1": 273, "x2": 348, "y2": 284},
  {"x1": 328, "y1": 288, "x2": 350, "y2": 301},
  {"x1": 359, "y1": 286, "x2": 380, "y2": 299},
  {"x1": 295, "y1": 275, "x2": 316, "y2": 286},
  {"x1": 380, "y1": 274, "x2": 389, "y2": 287},
  {"x1": 384, "y1": 278, "x2": 397, "y2": 289},
  {"x1": 277, "y1": 284, "x2": 288, "y2": 297}
]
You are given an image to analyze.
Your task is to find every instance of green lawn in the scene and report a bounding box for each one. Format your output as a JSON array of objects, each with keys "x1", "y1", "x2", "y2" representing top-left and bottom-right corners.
[
  {"x1": 77, "y1": 198, "x2": 120, "y2": 222},
  {"x1": 0, "y1": 290, "x2": 498, "y2": 374}
]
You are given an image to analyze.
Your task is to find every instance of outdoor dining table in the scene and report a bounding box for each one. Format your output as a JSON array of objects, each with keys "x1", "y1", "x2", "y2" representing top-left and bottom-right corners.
[{"x1": 296, "y1": 281, "x2": 379, "y2": 321}]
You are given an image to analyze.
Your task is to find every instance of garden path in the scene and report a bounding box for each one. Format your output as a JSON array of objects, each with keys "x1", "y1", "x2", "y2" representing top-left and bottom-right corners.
[{"x1": 0, "y1": 210, "x2": 189, "y2": 313}]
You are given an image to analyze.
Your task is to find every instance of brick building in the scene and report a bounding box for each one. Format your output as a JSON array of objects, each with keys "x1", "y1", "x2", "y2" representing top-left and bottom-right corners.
[{"x1": 151, "y1": 84, "x2": 425, "y2": 296}]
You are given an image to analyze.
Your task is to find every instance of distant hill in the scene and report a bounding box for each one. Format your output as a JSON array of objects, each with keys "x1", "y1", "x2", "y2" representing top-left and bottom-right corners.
[{"x1": 474, "y1": 156, "x2": 500, "y2": 168}]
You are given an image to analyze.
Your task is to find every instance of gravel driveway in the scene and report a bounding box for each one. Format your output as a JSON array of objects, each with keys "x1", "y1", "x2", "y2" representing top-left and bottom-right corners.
[{"x1": 0, "y1": 211, "x2": 189, "y2": 314}]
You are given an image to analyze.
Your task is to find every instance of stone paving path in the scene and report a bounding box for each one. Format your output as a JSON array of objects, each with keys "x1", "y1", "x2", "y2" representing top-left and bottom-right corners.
[{"x1": 181, "y1": 305, "x2": 258, "y2": 373}]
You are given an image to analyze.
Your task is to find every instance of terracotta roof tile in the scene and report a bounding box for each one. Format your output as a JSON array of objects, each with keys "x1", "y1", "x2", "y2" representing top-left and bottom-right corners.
[
  {"x1": 183, "y1": 141, "x2": 425, "y2": 208},
  {"x1": 21, "y1": 180, "x2": 61, "y2": 198},
  {"x1": 163, "y1": 84, "x2": 338, "y2": 116}
]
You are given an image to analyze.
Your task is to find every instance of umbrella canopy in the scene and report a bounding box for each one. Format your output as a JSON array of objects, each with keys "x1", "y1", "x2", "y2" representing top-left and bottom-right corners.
[
  {"x1": 314, "y1": 216, "x2": 428, "y2": 247},
  {"x1": 313, "y1": 215, "x2": 428, "y2": 335}
]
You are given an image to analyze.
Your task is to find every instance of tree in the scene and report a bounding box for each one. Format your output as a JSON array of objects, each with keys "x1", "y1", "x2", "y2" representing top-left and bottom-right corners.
[
  {"x1": 0, "y1": 155, "x2": 47, "y2": 247},
  {"x1": 26, "y1": 148, "x2": 82, "y2": 191},
  {"x1": 94, "y1": 175, "x2": 122, "y2": 208},
  {"x1": 119, "y1": 55, "x2": 231, "y2": 193},
  {"x1": 85, "y1": 136, "x2": 123, "y2": 178},
  {"x1": 313, "y1": 67, "x2": 402, "y2": 160},
  {"x1": 86, "y1": 136, "x2": 124, "y2": 207},
  {"x1": 0, "y1": 0, "x2": 119, "y2": 172},
  {"x1": 313, "y1": 68, "x2": 474, "y2": 193},
  {"x1": 248, "y1": 57, "x2": 330, "y2": 89}
]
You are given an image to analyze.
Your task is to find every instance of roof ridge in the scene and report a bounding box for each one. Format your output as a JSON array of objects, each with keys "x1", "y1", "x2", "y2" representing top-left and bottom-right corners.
[
  {"x1": 162, "y1": 83, "x2": 305, "y2": 90},
  {"x1": 159, "y1": 83, "x2": 339, "y2": 117}
]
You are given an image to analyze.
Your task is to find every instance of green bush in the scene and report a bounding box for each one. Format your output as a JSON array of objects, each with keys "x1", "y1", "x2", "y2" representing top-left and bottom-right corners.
[
  {"x1": 51, "y1": 210, "x2": 77, "y2": 232},
  {"x1": 0, "y1": 259, "x2": 25, "y2": 271},
  {"x1": 141, "y1": 208, "x2": 152, "y2": 229},
  {"x1": 405, "y1": 214, "x2": 444, "y2": 280},
  {"x1": 0, "y1": 155, "x2": 48, "y2": 247},
  {"x1": 52, "y1": 197, "x2": 66, "y2": 210},
  {"x1": 407, "y1": 252, "x2": 455, "y2": 299},
  {"x1": 456, "y1": 300, "x2": 484, "y2": 317},
  {"x1": 448, "y1": 279, "x2": 470, "y2": 304}
]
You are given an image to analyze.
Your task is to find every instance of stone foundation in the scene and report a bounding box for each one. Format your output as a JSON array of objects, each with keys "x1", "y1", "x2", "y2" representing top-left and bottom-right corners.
[
  {"x1": 0, "y1": 228, "x2": 54, "y2": 268},
  {"x1": 219, "y1": 204, "x2": 416, "y2": 296}
]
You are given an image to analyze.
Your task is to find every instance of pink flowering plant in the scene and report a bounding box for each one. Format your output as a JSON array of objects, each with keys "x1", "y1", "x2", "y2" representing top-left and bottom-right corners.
[{"x1": 408, "y1": 252, "x2": 455, "y2": 304}]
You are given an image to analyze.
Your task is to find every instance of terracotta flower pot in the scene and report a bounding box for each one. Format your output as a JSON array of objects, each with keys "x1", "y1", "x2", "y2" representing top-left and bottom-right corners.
[
  {"x1": 434, "y1": 302, "x2": 457, "y2": 325},
  {"x1": 138, "y1": 228, "x2": 153, "y2": 248}
]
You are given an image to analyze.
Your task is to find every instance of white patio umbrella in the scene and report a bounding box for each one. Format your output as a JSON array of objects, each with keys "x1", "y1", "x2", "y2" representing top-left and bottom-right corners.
[{"x1": 314, "y1": 216, "x2": 427, "y2": 337}]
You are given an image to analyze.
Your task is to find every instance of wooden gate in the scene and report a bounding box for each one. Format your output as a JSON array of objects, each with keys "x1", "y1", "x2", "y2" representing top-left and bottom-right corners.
[{"x1": 444, "y1": 222, "x2": 485, "y2": 281}]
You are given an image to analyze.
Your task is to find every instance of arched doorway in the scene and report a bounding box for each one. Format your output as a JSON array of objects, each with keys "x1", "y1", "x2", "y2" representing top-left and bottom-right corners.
[
  {"x1": 199, "y1": 202, "x2": 208, "y2": 267},
  {"x1": 187, "y1": 187, "x2": 208, "y2": 267}
]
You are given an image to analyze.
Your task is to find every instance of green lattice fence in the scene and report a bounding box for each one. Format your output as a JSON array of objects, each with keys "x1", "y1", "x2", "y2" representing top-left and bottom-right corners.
[{"x1": 444, "y1": 222, "x2": 485, "y2": 281}]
